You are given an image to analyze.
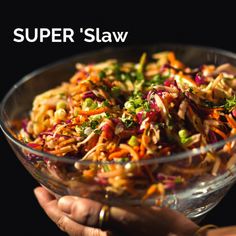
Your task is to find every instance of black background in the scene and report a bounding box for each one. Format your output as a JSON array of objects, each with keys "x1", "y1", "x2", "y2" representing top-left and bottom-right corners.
[{"x1": 0, "y1": 2, "x2": 236, "y2": 235}]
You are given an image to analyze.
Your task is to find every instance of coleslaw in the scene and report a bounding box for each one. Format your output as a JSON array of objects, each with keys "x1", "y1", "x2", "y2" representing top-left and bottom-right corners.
[{"x1": 18, "y1": 51, "x2": 236, "y2": 201}]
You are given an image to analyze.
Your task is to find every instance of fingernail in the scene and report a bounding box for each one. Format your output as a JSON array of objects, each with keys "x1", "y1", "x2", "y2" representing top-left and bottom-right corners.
[
  {"x1": 33, "y1": 187, "x2": 40, "y2": 198},
  {"x1": 58, "y1": 197, "x2": 74, "y2": 214},
  {"x1": 33, "y1": 188, "x2": 37, "y2": 196}
]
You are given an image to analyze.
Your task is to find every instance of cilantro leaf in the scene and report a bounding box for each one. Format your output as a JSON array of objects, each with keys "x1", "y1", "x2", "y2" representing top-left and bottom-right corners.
[
  {"x1": 99, "y1": 70, "x2": 106, "y2": 79},
  {"x1": 121, "y1": 116, "x2": 135, "y2": 128},
  {"x1": 152, "y1": 74, "x2": 166, "y2": 85},
  {"x1": 224, "y1": 95, "x2": 236, "y2": 112}
]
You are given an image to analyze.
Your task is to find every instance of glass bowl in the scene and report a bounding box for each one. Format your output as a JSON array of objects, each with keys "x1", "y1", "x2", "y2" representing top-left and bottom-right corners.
[{"x1": 1, "y1": 44, "x2": 236, "y2": 221}]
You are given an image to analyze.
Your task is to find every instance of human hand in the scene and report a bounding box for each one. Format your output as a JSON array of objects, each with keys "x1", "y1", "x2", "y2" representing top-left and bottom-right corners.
[{"x1": 34, "y1": 186, "x2": 199, "y2": 236}]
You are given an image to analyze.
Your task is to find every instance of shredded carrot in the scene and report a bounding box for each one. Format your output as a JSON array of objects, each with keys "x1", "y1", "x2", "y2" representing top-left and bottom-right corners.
[
  {"x1": 85, "y1": 135, "x2": 99, "y2": 151},
  {"x1": 95, "y1": 132, "x2": 107, "y2": 157},
  {"x1": 168, "y1": 52, "x2": 184, "y2": 69},
  {"x1": 98, "y1": 88, "x2": 109, "y2": 100},
  {"x1": 142, "y1": 184, "x2": 157, "y2": 201},
  {"x1": 70, "y1": 71, "x2": 87, "y2": 84},
  {"x1": 50, "y1": 145, "x2": 75, "y2": 155},
  {"x1": 226, "y1": 114, "x2": 236, "y2": 129},
  {"x1": 97, "y1": 130, "x2": 106, "y2": 144},
  {"x1": 103, "y1": 78, "x2": 113, "y2": 88},
  {"x1": 119, "y1": 144, "x2": 139, "y2": 160},
  {"x1": 187, "y1": 105, "x2": 194, "y2": 116},
  {"x1": 77, "y1": 107, "x2": 109, "y2": 116},
  {"x1": 108, "y1": 149, "x2": 129, "y2": 160},
  {"x1": 83, "y1": 169, "x2": 96, "y2": 178},
  {"x1": 27, "y1": 143, "x2": 42, "y2": 150},
  {"x1": 167, "y1": 52, "x2": 176, "y2": 64},
  {"x1": 211, "y1": 127, "x2": 228, "y2": 140},
  {"x1": 179, "y1": 71, "x2": 197, "y2": 86},
  {"x1": 109, "y1": 164, "x2": 117, "y2": 171},
  {"x1": 208, "y1": 107, "x2": 224, "y2": 111},
  {"x1": 142, "y1": 183, "x2": 165, "y2": 201},
  {"x1": 98, "y1": 168, "x2": 124, "y2": 178},
  {"x1": 140, "y1": 135, "x2": 149, "y2": 158},
  {"x1": 183, "y1": 75, "x2": 197, "y2": 86},
  {"x1": 209, "y1": 110, "x2": 220, "y2": 119},
  {"x1": 90, "y1": 75, "x2": 100, "y2": 83},
  {"x1": 172, "y1": 60, "x2": 185, "y2": 69},
  {"x1": 58, "y1": 138, "x2": 76, "y2": 147},
  {"x1": 139, "y1": 124, "x2": 150, "y2": 158},
  {"x1": 139, "y1": 143, "x2": 145, "y2": 158}
]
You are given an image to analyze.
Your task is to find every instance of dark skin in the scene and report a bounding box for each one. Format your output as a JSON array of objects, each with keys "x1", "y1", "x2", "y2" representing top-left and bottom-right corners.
[{"x1": 34, "y1": 187, "x2": 199, "y2": 236}]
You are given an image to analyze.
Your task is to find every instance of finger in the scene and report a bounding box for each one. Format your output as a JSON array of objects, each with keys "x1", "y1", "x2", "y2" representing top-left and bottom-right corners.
[
  {"x1": 57, "y1": 196, "x2": 143, "y2": 231},
  {"x1": 58, "y1": 196, "x2": 103, "y2": 227},
  {"x1": 57, "y1": 195, "x2": 152, "y2": 234},
  {"x1": 54, "y1": 215, "x2": 110, "y2": 236},
  {"x1": 34, "y1": 186, "x2": 56, "y2": 203},
  {"x1": 57, "y1": 196, "x2": 197, "y2": 236},
  {"x1": 34, "y1": 188, "x2": 109, "y2": 236},
  {"x1": 34, "y1": 186, "x2": 63, "y2": 224}
]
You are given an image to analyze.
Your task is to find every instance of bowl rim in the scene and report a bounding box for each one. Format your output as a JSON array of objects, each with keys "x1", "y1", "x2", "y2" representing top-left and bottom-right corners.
[{"x1": 1, "y1": 43, "x2": 236, "y2": 165}]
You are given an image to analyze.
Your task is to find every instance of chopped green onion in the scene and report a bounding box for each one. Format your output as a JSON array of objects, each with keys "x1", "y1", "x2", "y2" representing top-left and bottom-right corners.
[
  {"x1": 94, "y1": 129, "x2": 102, "y2": 135},
  {"x1": 134, "y1": 53, "x2": 147, "y2": 94},
  {"x1": 175, "y1": 176, "x2": 184, "y2": 184},
  {"x1": 83, "y1": 98, "x2": 93, "y2": 107},
  {"x1": 75, "y1": 125, "x2": 80, "y2": 133},
  {"x1": 114, "y1": 157, "x2": 129, "y2": 163},
  {"x1": 55, "y1": 108, "x2": 66, "y2": 120},
  {"x1": 124, "y1": 100, "x2": 136, "y2": 113},
  {"x1": 102, "y1": 100, "x2": 110, "y2": 107},
  {"x1": 152, "y1": 74, "x2": 166, "y2": 85},
  {"x1": 121, "y1": 116, "x2": 135, "y2": 128},
  {"x1": 56, "y1": 101, "x2": 67, "y2": 110},
  {"x1": 111, "y1": 86, "x2": 120, "y2": 96},
  {"x1": 143, "y1": 101, "x2": 150, "y2": 112},
  {"x1": 135, "y1": 107, "x2": 143, "y2": 113},
  {"x1": 178, "y1": 129, "x2": 191, "y2": 144},
  {"x1": 82, "y1": 98, "x2": 98, "y2": 110},
  {"x1": 102, "y1": 164, "x2": 110, "y2": 172},
  {"x1": 128, "y1": 136, "x2": 139, "y2": 147},
  {"x1": 101, "y1": 85, "x2": 109, "y2": 92},
  {"x1": 59, "y1": 93, "x2": 66, "y2": 98},
  {"x1": 138, "y1": 53, "x2": 147, "y2": 73}
]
